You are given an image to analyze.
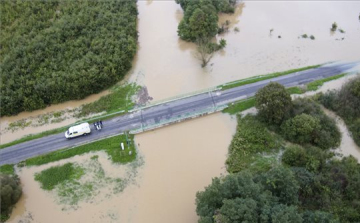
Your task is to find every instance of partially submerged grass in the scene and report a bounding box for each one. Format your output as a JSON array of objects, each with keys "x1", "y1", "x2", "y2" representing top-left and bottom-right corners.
[
  {"x1": 24, "y1": 134, "x2": 136, "y2": 166},
  {"x1": 0, "y1": 164, "x2": 15, "y2": 175},
  {"x1": 75, "y1": 83, "x2": 140, "y2": 118},
  {"x1": 220, "y1": 64, "x2": 322, "y2": 90},
  {"x1": 35, "y1": 163, "x2": 84, "y2": 190},
  {"x1": 287, "y1": 86, "x2": 306, "y2": 94},
  {"x1": 7, "y1": 120, "x2": 32, "y2": 132},
  {"x1": 226, "y1": 115, "x2": 284, "y2": 173},
  {"x1": 1, "y1": 83, "x2": 139, "y2": 150},
  {"x1": 222, "y1": 98, "x2": 256, "y2": 115},
  {"x1": 306, "y1": 73, "x2": 347, "y2": 91}
]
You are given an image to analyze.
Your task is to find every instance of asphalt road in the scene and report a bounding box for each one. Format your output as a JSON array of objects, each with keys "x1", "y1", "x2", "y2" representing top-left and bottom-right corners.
[{"x1": 1, "y1": 62, "x2": 358, "y2": 165}]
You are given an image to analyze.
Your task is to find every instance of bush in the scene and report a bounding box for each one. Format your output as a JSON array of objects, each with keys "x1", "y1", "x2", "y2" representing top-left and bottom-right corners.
[
  {"x1": 331, "y1": 22, "x2": 338, "y2": 31},
  {"x1": 282, "y1": 145, "x2": 329, "y2": 172},
  {"x1": 281, "y1": 114, "x2": 320, "y2": 145},
  {"x1": 290, "y1": 98, "x2": 341, "y2": 149},
  {"x1": 226, "y1": 115, "x2": 281, "y2": 173}
]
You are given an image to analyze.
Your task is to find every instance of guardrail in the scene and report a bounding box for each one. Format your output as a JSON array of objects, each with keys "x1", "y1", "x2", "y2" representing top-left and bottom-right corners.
[
  {"x1": 130, "y1": 86, "x2": 221, "y2": 112},
  {"x1": 129, "y1": 104, "x2": 228, "y2": 134}
]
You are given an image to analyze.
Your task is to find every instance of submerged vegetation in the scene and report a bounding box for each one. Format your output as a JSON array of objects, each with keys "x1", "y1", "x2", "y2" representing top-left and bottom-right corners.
[
  {"x1": 75, "y1": 83, "x2": 140, "y2": 117},
  {"x1": 0, "y1": 0, "x2": 138, "y2": 116},
  {"x1": 35, "y1": 163, "x2": 84, "y2": 190}
]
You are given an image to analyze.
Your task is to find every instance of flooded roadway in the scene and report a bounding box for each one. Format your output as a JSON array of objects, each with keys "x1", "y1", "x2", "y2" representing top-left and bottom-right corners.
[{"x1": 2, "y1": 0, "x2": 360, "y2": 144}]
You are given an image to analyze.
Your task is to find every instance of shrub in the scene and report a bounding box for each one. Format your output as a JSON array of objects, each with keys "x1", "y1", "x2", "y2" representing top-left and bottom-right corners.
[
  {"x1": 226, "y1": 115, "x2": 280, "y2": 173},
  {"x1": 331, "y1": 22, "x2": 338, "y2": 31},
  {"x1": 281, "y1": 114, "x2": 320, "y2": 145}
]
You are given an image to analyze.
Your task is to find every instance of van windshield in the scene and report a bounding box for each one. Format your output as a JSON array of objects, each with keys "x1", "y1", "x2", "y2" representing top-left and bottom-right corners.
[{"x1": 66, "y1": 130, "x2": 70, "y2": 135}]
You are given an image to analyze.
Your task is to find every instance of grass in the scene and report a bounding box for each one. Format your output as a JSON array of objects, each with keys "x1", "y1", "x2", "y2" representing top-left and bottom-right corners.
[
  {"x1": 287, "y1": 86, "x2": 306, "y2": 94},
  {"x1": 226, "y1": 115, "x2": 283, "y2": 173},
  {"x1": 222, "y1": 98, "x2": 256, "y2": 115},
  {"x1": 75, "y1": 83, "x2": 140, "y2": 118},
  {"x1": 306, "y1": 73, "x2": 347, "y2": 91},
  {"x1": 24, "y1": 134, "x2": 136, "y2": 166},
  {"x1": 34, "y1": 163, "x2": 84, "y2": 190},
  {"x1": 0, "y1": 164, "x2": 15, "y2": 175},
  {"x1": 219, "y1": 64, "x2": 322, "y2": 90}
]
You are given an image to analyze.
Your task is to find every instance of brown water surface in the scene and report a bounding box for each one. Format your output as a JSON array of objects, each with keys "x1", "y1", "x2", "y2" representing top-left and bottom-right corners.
[
  {"x1": 129, "y1": 1, "x2": 360, "y2": 101},
  {"x1": 8, "y1": 113, "x2": 236, "y2": 223}
]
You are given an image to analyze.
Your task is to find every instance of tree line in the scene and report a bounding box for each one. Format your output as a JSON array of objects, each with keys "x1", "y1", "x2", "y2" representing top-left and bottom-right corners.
[
  {"x1": 0, "y1": 0, "x2": 138, "y2": 116},
  {"x1": 197, "y1": 82, "x2": 360, "y2": 222}
]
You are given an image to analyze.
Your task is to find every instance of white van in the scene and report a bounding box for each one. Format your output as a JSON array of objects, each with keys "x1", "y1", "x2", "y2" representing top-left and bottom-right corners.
[{"x1": 65, "y1": 123, "x2": 91, "y2": 139}]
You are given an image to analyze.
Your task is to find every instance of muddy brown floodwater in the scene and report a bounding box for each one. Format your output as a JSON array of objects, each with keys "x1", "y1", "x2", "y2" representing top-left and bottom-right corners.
[
  {"x1": 323, "y1": 108, "x2": 360, "y2": 160},
  {"x1": 2, "y1": 0, "x2": 360, "y2": 144},
  {"x1": 129, "y1": 1, "x2": 360, "y2": 100},
  {"x1": 8, "y1": 113, "x2": 237, "y2": 223}
]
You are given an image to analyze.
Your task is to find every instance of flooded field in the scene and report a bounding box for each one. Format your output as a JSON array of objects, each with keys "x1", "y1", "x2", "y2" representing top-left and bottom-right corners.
[
  {"x1": 129, "y1": 1, "x2": 360, "y2": 100},
  {"x1": 8, "y1": 113, "x2": 236, "y2": 223},
  {"x1": 2, "y1": 0, "x2": 360, "y2": 144}
]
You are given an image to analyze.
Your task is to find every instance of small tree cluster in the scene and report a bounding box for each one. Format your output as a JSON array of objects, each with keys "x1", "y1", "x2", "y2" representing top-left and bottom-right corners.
[
  {"x1": 255, "y1": 83, "x2": 340, "y2": 149},
  {"x1": 176, "y1": 0, "x2": 235, "y2": 67},
  {"x1": 1, "y1": 174, "x2": 22, "y2": 221}
]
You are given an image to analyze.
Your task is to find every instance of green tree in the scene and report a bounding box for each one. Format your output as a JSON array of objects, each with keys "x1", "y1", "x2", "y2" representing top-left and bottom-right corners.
[
  {"x1": 281, "y1": 114, "x2": 321, "y2": 145},
  {"x1": 255, "y1": 82, "x2": 293, "y2": 125},
  {"x1": 282, "y1": 145, "x2": 308, "y2": 167},
  {"x1": 218, "y1": 198, "x2": 258, "y2": 222},
  {"x1": 177, "y1": 2, "x2": 218, "y2": 41},
  {"x1": 0, "y1": 174, "x2": 22, "y2": 221},
  {"x1": 271, "y1": 204, "x2": 303, "y2": 223},
  {"x1": 260, "y1": 166, "x2": 300, "y2": 205}
]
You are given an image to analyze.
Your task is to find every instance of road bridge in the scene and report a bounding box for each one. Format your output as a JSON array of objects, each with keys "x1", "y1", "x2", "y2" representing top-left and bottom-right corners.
[{"x1": 0, "y1": 62, "x2": 358, "y2": 165}]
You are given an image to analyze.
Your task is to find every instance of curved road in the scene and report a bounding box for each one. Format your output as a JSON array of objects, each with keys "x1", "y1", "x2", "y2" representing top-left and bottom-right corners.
[{"x1": 0, "y1": 62, "x2": 358, "y2": 165}]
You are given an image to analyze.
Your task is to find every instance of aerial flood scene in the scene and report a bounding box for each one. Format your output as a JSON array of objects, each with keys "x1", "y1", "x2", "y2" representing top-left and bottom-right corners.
[{"x1": 1, "y1": 1, "x2": 360, "y2": 223}]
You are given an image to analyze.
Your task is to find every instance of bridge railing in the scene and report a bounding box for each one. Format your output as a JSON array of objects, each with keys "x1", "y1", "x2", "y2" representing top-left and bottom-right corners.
[
  {"x1": 130, "y1": 86, "x2": 221, "y2": 112},
  {"x1": 129, "y1": 104, "x2": 228, "y2": 134}
]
